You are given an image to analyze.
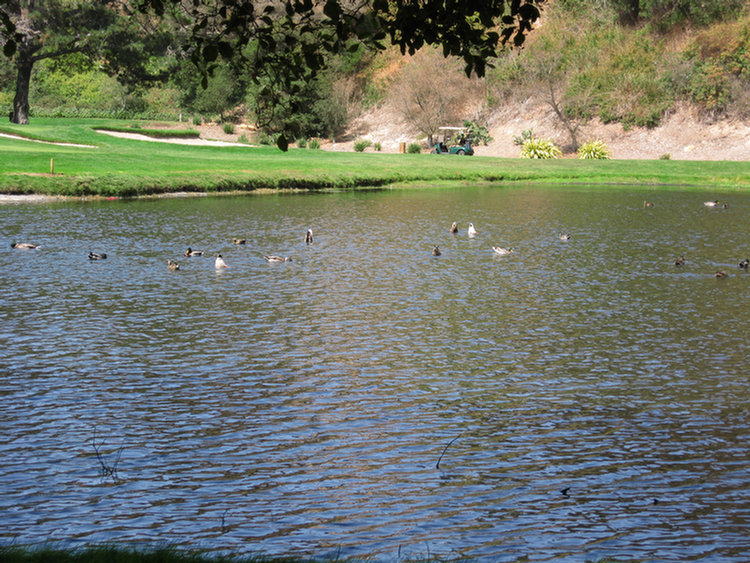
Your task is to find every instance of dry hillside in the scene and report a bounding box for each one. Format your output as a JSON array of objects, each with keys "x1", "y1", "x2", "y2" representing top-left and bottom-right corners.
[{"x1": 326, "y1": 100, "x2": 750, "y2": 161}]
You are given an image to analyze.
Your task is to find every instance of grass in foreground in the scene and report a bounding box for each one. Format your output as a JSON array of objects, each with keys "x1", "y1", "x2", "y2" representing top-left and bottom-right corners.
[
  {"x1": 0, "y1": 545, "x2": 637, "y2": 563},
  {"x1": 0, "y1": 546, "x2": 324, "y2": 563},
  {"x1": 1, "y1": 118, "x2": 749, "y2": 196}
]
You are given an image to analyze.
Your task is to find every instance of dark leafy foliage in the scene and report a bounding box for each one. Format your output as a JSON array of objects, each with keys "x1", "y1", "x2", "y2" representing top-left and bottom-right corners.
[
  {"x1": 134, "y1": 0, "x2": 544, "y2": 78},
  {"x1": 130, "y1": 0, "x2": 545, "y2": 147}
]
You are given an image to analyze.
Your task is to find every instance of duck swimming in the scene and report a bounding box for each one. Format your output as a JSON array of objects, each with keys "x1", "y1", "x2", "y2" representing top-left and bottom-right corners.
[
  {"x1": 449, "y1": 222, "x2": 458, "y2": 234},
  {"x1": 558, "y1": 233, "x2": 571, "y2": 241},
  {"x1": 232, "y1": 238, "x2": 246, "y2": 245},
  {"x1": 715, "y1": 270, "x2": 728, "y2": 278},
  {"x1": 167, "y1": 259, "x2": 180, "y2": 271},
  {"x1": 215, "y1": 254, "x2": 228, "y2": 269},
  {"x1": 738, "y1": 259, "x2": 749, "y2": 269},
  {"x1": 305, "y1": 229, "x2": 313, "y2": 244},
  {"x1": 674, "y1": 256, "x2": 685, "y2": 266},
  {"x1": 432, "y1": 246, "x2": 441, "y2": 256},
  {"x1": 185, "y1": 247, "x2": 204, "y2": 257},
  {"x1": 264, "y1": 255, "x2": 292, "y2": 263},
  {"x1": 704, "y1": 200, "x2": 720, "y2": 207},
  {"x1": 11, "y1": 242, "x2": 40, "y2": 250},
  {"x1": 643, "y1": 201, "x2": 654, "y2": 208},
  {"x1": 467, "y1": 223, "x2": 478, "y2": 237},
  {"x1": 88, "y1": 252, "x2": 107, "y2": 260},
  {"x1": 492, "y1": 246, "x2": 514, "y2": 255}
]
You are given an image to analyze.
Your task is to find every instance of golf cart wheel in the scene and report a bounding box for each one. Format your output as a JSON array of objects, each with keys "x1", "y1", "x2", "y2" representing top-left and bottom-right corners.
[
  {"x1": 457, "y1": 149, "x2": 466, "y2": 155},
  {"x1": 430, "y1": 148, "x2": 438, "y2": 154}
]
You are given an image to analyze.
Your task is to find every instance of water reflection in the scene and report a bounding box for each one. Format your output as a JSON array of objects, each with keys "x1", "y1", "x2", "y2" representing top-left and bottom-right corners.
[{"x1": 1, "y1": 186, "x2": 749, "y2": 562}]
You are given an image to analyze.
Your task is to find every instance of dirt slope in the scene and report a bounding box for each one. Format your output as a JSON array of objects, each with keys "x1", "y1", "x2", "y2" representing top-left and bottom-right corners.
[{"x1": 330, "y1": 101, "x2": 750, "y2": 161}]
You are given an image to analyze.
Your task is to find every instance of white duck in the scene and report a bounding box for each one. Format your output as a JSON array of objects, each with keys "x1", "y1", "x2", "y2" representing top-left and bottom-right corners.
[
  {"x1": 264, "y1": 255, "x2": 292, "y2": 263},
  {"x1": 467, "y1": 223, "x2": 478, "y2": 237},
  {"x1": 215, "y1": 253, "x2": 228, "y2": 269},
  {"x1": 11, "y1": 242, "x2": 40, "y2": 250}
]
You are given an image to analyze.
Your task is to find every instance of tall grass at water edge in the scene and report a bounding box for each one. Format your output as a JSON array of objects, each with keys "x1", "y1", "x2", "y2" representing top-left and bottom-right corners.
[{"x1": 0, "y1": 545, "x2": 639, "y2": 563}]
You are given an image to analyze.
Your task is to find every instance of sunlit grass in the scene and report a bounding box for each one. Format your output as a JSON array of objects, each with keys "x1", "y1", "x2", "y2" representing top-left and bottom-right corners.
[{"x1": 1, "y1": 118, "x2": 749, "y2": 196}]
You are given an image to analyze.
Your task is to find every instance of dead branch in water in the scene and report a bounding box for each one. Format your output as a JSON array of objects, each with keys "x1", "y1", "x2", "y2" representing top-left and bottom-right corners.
[
  {"x1": 92, "y1": 428, "x2": 125, "y2": 484},
  {"x1": 436, "y1": 432, "x2": 464, "y2": 470}
]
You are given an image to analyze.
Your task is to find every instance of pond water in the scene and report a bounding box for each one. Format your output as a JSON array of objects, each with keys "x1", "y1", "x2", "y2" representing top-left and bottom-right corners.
[{"x1": 1, "y1": 185, "x2": 749, "y2": 563}]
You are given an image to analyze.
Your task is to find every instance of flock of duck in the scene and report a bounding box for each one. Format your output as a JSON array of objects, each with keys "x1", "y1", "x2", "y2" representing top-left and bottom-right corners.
[
  {"x1": 647, "y1": 198, "x2": 747, "y2": 278},
  {"x1": 9, "y1": 200, "x2": 748, "y2": 277},
  {"x1": 167, "y1": 232, "x2": 305, "y2": 271},
  {"x1": 9, "y1": 230, "x2": 305, "y2": 271},
  {"x1": 434, "y1": 221, "x2": 517, "y2": 258}
]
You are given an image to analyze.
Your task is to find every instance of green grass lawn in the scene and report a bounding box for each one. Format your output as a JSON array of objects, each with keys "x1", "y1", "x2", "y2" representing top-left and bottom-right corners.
[{"x1": 1, "y1": 118, "x2": 749, "y2": 196}]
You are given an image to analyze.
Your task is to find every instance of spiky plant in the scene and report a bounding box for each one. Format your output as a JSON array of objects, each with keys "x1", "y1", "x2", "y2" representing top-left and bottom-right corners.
[
  {"x1": 520, "y1": 138, "x2": 562, "y2": 159},
  {"x1": 577, "y1": 140, "x2": 611, "y2": 159}
]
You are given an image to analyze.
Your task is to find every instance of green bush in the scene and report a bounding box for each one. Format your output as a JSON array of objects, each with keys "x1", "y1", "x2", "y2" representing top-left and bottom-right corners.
[
  {"x1": 407, "y1": 142, "x2": 422, "y2": 154},
  {"x1": 353, "y1": 139, "x2": 372, "y2": 152},
  {"x1": 373, "y1": 142, "x2": 382, "y2": 151},
  {"x1": 463, "y1": 120, "x2": 494, "y2": 145},
  {"x1": 520, "y1": 138, "x2": 562, "y2": 159},
  {"x1": 296, "y1": 138, "x2": 308, "y2": 148},
  {"x1": 577, "y1": 140, "x2": 611, "y2": 159},
  {"x1": 308, "y1": 138, "x2": 321, "y2": 149},
  {"x1": 513, "y1": 129, "x2": 534, "y2": 146},
  {"x1": 253, "y1": 131, "x2": 275, "y2": 146},
  {"x1": 238, "y1": 134, "x2": 250, "y2": 144},
  {"x1": 222, "y1": 123, "x2": 235, "y2": 135},
  {"x1": 192, "y1": 116, "x2": 202, "y2": 126},
  {"x1": 659, "y1": 153, "x2": 671, "y2": 160}
]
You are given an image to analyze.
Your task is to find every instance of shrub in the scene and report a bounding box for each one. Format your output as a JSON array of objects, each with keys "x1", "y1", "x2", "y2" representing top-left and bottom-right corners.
[
  {"x1": 253, "y1": 131, "x2": 275, "y2": 146},
  {"x1": 520, "y1": 138, "x2": 562, "y2": 159},
  {"x1": 513, "y1": 129, "x2": 534, "y2": 146},
  {"x1": 192, "y1": 116, "x2": 202, "y2": 126},
  {"x1": 222, "y1": 123, "x2": 235, "y2": 135},
  {"x1": 354, "y1": 139, "x2": 372, "y2": 152},
  {"x1": 659, "y1": 153, "x2": 671, "y2": 160},
  {"x1": 407, "y1": 142, "x2": 422, "y2": 154},
  {"x1": 308, "y1": 138, "x2": 321, "y2": 149},
  {"x1": 238, "y1": 134, "x2": 250, "y2": 144},
  {"x1": 463, "y1": 120, "x2": 494, "y2": 145},
  {"x1": 577, "y1": 140, "x2": 611, "y2": 159},
  {"x1": 296, "y1": 138, "x2": 308, "y2": 149},
  {"x1": 373, "y1": 142, "x2": 382, "y2": 151}
]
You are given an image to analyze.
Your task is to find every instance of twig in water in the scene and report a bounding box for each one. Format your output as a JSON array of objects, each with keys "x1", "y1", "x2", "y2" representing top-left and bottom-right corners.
[
  {"x1": 221, "y1": 509, "x2": 229, "y2": 533},
  {"x1": 92, "y1": 428, "x2": 125, "y2": 484},
  {"x1": 436, "y1": 432, "x2": 464, "y2": 469}
]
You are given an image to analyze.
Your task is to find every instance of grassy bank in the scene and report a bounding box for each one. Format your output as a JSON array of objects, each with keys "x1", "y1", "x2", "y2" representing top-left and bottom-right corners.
[
  {"x1": 0, "y1": 546, "x2": 347, "y2": 563},
  {"x1": 1, "y1": 118, "x2": 749, "y2": 197}
]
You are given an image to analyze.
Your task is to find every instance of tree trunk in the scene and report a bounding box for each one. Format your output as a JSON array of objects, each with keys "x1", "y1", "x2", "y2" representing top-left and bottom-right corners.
[{"x1": 12, "y1": 54, "x2": 33, "y2": 125}]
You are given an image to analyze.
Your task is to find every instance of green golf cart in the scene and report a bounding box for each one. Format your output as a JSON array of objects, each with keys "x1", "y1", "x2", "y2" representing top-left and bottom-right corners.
[{"x1": 430, "y1": 126, "x2": 474, "y2": 156}]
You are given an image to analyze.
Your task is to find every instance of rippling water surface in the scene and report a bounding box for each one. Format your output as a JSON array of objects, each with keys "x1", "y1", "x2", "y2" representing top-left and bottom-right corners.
[{"x1": 1, "y1": 185, "x2": 749, "y2": 562}]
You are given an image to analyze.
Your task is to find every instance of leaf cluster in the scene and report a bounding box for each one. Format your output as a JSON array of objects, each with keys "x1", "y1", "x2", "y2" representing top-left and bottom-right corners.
[{"x1": 133, "y1": 1, "x2": 546, "y2": 149}]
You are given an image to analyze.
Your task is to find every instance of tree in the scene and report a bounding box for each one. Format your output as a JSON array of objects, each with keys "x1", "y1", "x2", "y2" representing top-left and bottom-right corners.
[
  {"x1": 512, "y1": 3, "x2": 613, "y2": 151},
  {"x1": 2, "y1": 0, "x2": 547, "y2": 141},
  {"x1": 3, "y1": 1, "x2": 116, "y2": 123},
  {"x1": 131, "y1": 0, "x2": 546, "y2": 149},
  {"x1": 1, "y1": 0, "x2": 176, "y2": 124},
  {"x1": 389, "y1": 48, "x2": 479, "y2": 145},
  {"x1": 191, "y1": 64, "x2": 240, "y2": 120}
]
